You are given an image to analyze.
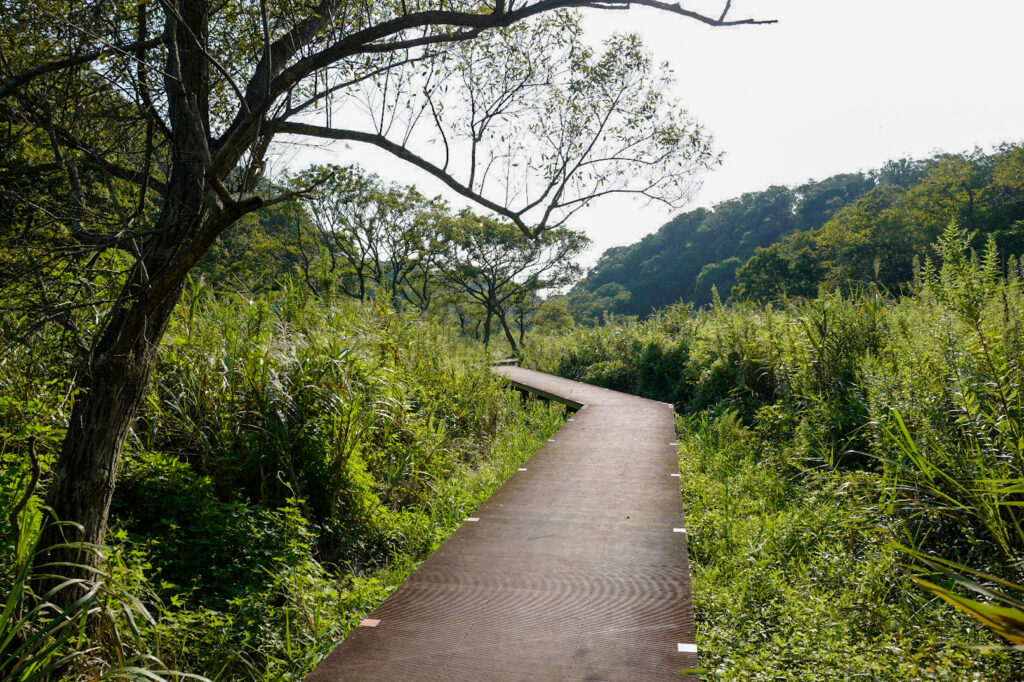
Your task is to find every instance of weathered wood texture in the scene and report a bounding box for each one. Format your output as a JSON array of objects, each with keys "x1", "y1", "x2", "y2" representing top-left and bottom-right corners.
[{"x1": 307, "y1": 366, "x2": 695, "y2": 681}]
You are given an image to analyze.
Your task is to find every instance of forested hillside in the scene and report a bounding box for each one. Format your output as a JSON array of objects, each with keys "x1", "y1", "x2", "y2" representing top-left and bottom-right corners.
[
  {"x1": 570, "y1": 173, "x2": 875, "y2": 317},
  {"x1": 570, "y1": 144, "x2": 1024, "y2": 318},
  {"x1": 737, "y1": 144, "x2": 1024, "y2": 300}
]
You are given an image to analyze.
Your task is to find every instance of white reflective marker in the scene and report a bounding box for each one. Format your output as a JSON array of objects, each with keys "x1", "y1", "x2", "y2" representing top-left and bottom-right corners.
[
  {"x1": 673, "y1": 527, "x2": 686, "y2": 534},
  {"x1": 466, "y1": 517, "x2": 479, "y2": 522},
  {"x1": 677, "y1": 643, "x2": 698, "y2": 653},
  {"x1": 518, "y1": 468, "x2": 528, "y2": 471},
  {"x1": 670, "y1": 473, "x2": 681, "y2": 478}
]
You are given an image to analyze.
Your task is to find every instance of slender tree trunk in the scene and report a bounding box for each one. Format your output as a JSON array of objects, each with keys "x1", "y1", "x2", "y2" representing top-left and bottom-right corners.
[
  {"x1": 497, "y1": 308, "x2": 519, "y2": 356},
  {"x1": 483, "y1": 306, "x2": 493, "y2": 346}
]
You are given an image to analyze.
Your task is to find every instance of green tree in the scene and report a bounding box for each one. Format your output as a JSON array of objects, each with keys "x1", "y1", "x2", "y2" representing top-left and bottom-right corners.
[
  {"x1": 733, "y1": 230, "x2": 823, "y2": 301},
  {"x1": 2, "y1": 0, "x2": 760, "y2": 582},
  {"x1": 531, "y1": 295, "x2": 576, "y2": 334},
  {"x1": 567, "y1": 282, "x2": 633, "y2": 324},
  {"x1": 794, "y1": 172, "x2": 875, "y2": 230},
  {"x1": 294, "y1": 164, "x2": 446, "y2": 307},
  {"x1": 195, "y1": 184, "x2": 316, "y2": 290},
  {"x1": 438, "y1": 211, "x2": 589, "y2": 353}
]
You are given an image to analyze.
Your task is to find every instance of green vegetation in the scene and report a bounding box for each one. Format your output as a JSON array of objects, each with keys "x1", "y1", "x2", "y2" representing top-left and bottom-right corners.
[
  {"x1": 5, "y1": 150, "x2": 1024, "y2": 678},
  {"x1": 736, "y1": 145, "x2": 1024, "y2": 301},
  {"x1": 6, "y1": 135, "x2": 1024, "y2": 677},
  {"x1": 569, "y1": 144, "x2": 1024, "y2": 317},
  {"x1": 526, "y1": 225, "x2": 1024, "y2": 678},
  {"x1": 1, "y1": 282, "x2": 565, "y2": 679},
  {"x1": 13, "y1": 0, "x2": 1024, "y2": 676}
]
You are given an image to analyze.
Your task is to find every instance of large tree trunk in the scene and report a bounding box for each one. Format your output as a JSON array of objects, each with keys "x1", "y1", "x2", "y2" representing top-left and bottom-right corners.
[
  {"x1": 37, "y1": 0, "x2": 214, "y2": 601},
  {"x1": 38, "y1": 216, "x2": 210, "y2": 599},
  {"x1": 39, "y1": 285, "x2": 183, "y2": 560}
]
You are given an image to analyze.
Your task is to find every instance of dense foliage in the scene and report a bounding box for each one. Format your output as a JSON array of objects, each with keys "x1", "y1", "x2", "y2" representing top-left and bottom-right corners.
[
  {"x1": 736, "y1": 145, "x2": 1024, "y2": 301},
  {"x1": 0, "y1": 283, "x2": 564, "y2": 678},
  {"x1": 569, "y1": 172, "x2": 877, "y2": 317},
  {"x1": 526, "y1": 226, "x2": 1024, "y2": 678},
  {"x1": 569, "y1": 144, "x2": 1024, "y2": 318}
]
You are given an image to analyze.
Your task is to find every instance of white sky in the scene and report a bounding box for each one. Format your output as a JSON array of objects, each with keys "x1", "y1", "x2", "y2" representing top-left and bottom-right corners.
[{"x1": 279, "y1": 0, "x2": 1024, "y2": 267}]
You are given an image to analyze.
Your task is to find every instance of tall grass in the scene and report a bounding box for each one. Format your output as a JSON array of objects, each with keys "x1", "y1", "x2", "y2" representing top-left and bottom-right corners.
[
  {"x1": 1, "y1": 279, "x2": 565, "y2": 679},
  {"x1": 524, "y1": 224, "x2": 1024, "y2": 677},
  {"x1": 674, "y1": 409, "x2": 1018, "y2": 679},
  {"x1": 0, "y1": 501, "x2": 196, "y2": 681}
]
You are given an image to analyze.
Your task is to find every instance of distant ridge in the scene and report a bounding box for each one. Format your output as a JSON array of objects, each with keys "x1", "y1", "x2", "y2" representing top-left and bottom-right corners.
[{"x1": 568, "y1": 144, "x2": 1024, "y2": 320}]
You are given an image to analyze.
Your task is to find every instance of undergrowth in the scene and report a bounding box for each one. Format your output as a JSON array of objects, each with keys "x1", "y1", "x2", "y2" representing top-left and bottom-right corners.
[
  {"x1": 526, "y1": 225, "x2": 1024, "y2": 678},
  {"x1": 1, "y1": 281, "x2": 564, "y2": 679}
]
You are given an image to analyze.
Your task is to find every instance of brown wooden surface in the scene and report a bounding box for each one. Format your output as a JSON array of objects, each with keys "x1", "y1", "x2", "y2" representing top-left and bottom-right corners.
[{"x1": 307, "y1": 367, "x2": 696, "y2": 681}]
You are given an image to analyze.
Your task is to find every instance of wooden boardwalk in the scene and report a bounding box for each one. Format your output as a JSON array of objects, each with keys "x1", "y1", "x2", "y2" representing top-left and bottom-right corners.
[{"x1": 307, "y1": 367, "x2": 695, "y2": 681}]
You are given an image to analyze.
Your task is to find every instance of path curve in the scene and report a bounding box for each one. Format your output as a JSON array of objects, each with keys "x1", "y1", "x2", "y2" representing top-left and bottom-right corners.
[{"x1": 307, "y1": 366, "x2": 696, "y2": 681}]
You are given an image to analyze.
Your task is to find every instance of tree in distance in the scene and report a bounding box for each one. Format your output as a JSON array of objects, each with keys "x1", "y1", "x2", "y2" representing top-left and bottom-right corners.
[
  {"x1": 292, "y1": 164, "x2": 448, "y2": 308},
  {"x1": 0, "y1": 0, "x2": 772, "y2": 587},
  {"x1": 437, "y1": 210, "x2": 589, "y2": 353}
]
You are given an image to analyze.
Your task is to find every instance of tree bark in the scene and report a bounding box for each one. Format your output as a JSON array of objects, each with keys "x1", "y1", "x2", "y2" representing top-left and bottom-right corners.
[
  {"x1": 39, "y1": 287, "x2": 183, "y2": 567},
  {"x1": 37, "y1": 0, "x2": 214, "y2": 600},
  {"x1": 497, "y1": 307, "x2": 519, "y2": 355}
]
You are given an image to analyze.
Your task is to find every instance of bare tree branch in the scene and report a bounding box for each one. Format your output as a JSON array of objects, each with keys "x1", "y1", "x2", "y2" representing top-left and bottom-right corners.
[
  {"x1": 0, "y1": 32, "x2": 170, "y2": 101},
  {"x1": 272, "y1": 120, "x2": 537, "y2": 236}
]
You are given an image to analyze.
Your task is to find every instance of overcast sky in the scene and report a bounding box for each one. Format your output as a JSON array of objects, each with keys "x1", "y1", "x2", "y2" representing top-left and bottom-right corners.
[{"x1": 282, "y1": 0, "x2": 1024, "y2": 267}]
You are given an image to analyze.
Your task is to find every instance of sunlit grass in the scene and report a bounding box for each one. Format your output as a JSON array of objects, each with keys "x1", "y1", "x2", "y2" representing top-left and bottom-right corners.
[
  {"x1": 1, "y1": 280, "x2": 565, "y2": 680},
  {"x1": 524, "y1": 226, "x2": 1024, "y2": 677}
]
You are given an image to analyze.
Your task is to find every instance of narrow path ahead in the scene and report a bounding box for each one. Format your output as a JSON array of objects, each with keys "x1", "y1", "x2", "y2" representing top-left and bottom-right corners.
[{"x1": 308, "y1": 367, "x2": 695, "y2": 681}]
